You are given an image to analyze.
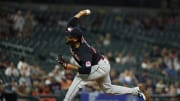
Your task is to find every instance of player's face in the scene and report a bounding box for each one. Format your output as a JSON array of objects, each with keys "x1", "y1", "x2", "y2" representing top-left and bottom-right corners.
[
  {"x1": 66, "y1": 37, "x2": 78, "y2": 42},
  {"x1": 65, "y1": 37, "x2": 80, "y2": 48},
  {"x1": 65, "y1": 37, "x2": 78, "y2": 44}
]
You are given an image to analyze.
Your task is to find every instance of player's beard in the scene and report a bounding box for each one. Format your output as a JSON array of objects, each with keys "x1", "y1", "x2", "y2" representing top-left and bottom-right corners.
[
  {"x1": 66, "y1": 41, "x2": 80, "y2": 48},
  {"x1": 66, "y1": 39, "x2": 76, "y2": 45}
]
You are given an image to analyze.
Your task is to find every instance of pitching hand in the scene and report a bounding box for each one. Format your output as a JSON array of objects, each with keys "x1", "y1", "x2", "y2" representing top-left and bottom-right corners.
[
  {"x1": 74, "y1": 9, "x2": 91, "y2": 18},
  {"x1": 79, "y1": 9, "x2": 91, "y2": 16}
]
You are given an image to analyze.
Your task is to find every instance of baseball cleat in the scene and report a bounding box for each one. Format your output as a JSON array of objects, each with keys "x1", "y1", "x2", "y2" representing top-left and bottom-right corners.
[{"x1": 138, "y1": 85, "x2": 150, "y2": 101}]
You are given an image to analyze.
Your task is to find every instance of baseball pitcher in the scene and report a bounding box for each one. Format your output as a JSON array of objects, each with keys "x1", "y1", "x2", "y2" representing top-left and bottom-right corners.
[{"x1": 57, "y1": 9, "x2": 149, "y2": 101}]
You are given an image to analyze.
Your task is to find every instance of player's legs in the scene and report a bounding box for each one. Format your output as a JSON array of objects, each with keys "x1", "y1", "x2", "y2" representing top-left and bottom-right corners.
[
  {"x1": 96, "y1": 74, "x2": 138, "y2": 95},
  {"x1": 87, "y1": 58, "x2": 110, "y2": 80},
  {"x1": 88, "y1": 58, "x2": 139, "y2": 95},
  {"x1": 63, "y1": 75, "x2": 86, "y2": 101}
]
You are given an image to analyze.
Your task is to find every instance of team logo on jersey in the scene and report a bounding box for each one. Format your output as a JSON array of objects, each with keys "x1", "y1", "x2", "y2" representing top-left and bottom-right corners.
[{"x1": 85, "y1": 61, "x2": 91, "y2": 67}]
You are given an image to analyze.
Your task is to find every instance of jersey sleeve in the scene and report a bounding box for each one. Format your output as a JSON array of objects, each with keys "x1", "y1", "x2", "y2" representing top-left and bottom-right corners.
[{"x1": 66, "y1": 17, "x2": 79, "y2": 29}]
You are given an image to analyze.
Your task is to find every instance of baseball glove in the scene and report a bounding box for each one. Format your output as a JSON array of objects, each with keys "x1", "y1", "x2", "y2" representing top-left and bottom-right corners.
[{"x1": 57, "y1": 55, "x2": 68, "y2": 69}]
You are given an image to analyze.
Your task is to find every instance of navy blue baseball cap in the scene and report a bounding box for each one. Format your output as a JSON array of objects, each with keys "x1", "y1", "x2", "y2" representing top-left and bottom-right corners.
[{"x1": 65, "y1": 27, "x2": 83, "y2": 39}]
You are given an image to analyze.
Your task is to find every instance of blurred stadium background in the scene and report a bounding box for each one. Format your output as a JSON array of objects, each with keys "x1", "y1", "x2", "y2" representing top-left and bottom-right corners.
[{"x1": 0, "y1": 0, "x2": 180, "y2": 101}]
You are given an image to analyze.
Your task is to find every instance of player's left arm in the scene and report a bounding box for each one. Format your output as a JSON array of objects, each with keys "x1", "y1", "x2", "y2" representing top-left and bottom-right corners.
[
  {"x1": 57, "y1": 54, "x2": 92, "y2": 74},
  {"x1": 57, "y1": 55, "x2": 79, "y2": 71},
  {"x1": 65, "y1": 63, "x2": 79, "y2": 71},
  {"x1": 60, "y1": 60, "x2": 92, "y2": 73},
  {"x1": 60, "y1": 62, "x2": 91, "y2": 74}
]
